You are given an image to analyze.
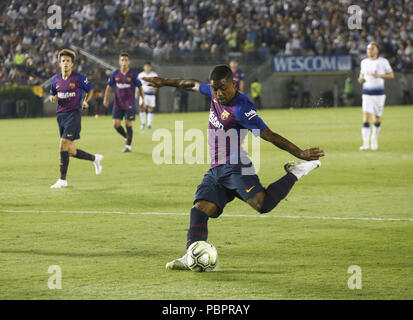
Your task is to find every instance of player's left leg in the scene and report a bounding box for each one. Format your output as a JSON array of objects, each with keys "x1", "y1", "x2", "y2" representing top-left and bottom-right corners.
[
  {"x1": 123, "y1": 119, "x2": 134, "y2": 152},
  {"x1": 239, "y1": 161, "x2": 321, "y2": 213},
  {"x1": 371, "y1": 115, "x2": 381, "y2": 150},
  {"x1": 370, "y1": 95, "x2": 385, "y2": 151},
  {"x1": 147, "y1": 106, "x2": 155, "y2": 129},
  {"x1": 65, "y1": 139, "x2": 103, "y2": 175}
]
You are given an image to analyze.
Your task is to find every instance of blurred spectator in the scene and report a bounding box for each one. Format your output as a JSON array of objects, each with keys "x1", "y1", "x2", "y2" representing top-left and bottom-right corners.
[
  {"x1": 343, "y1": 73, "x2": 355, "y2": 106},
  {"x1": 1, "y1": 0, "x2": 413, "y2": 88},
  {"x1": 300, "y1": 76, "x2": 311, "y2": 108},
  {"x1": 230, "y1": 59, "x2": 245, "y2": 93},
  {"x1": 399, "y1": 73, "x2": 412, "y2": 105},
  {"x1": 250, "y1": 78, "x2": 262, "y2": 109},
  {"x1": 286, "y1": 77, "x2": 300, "y2": 110}
]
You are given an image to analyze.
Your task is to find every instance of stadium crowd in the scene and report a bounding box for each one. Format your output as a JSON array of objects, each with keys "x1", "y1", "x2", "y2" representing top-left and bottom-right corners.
[{"x1": 1, "y1": 0, "x2": 413, "y2": 86}]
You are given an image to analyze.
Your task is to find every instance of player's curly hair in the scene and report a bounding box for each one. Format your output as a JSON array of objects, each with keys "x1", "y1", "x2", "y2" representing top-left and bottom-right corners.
[
  {"x1": 58, "y1": 49, "x2": 76, "y2": 62},
  {"x1": 209, "y1": 65, "x2": 233, "y2": 81}
]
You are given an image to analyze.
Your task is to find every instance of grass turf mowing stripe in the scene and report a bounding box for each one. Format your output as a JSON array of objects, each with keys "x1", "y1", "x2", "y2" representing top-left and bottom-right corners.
[{"x1": 1, "y1": 209, "x2": 413, "y2": 222}]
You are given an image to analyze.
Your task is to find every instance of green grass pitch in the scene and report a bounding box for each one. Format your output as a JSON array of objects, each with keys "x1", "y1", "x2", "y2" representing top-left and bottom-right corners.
[{"x1": 0, "y1": 106, "x2": 412, "y2": 299}]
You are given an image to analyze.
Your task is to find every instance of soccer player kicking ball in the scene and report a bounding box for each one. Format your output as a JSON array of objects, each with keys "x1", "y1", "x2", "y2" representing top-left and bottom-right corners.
[
  {"x1": 104, "y1": 52, "x2": 145, "y2": 152},
  {"x1": 50, "y1": 49, "x2": 103, "y2": 189},
  {"x1": 358, "y1": 42, "x2": 394, "y2": 151},
  {"x1": 143, "y1": 65, "x2": 325, "y2": 270}
]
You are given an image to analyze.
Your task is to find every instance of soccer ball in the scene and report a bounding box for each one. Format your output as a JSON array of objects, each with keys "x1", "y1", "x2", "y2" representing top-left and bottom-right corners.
[{"x1": 186, "y1": 241, "x2": 218, "y2": 272}]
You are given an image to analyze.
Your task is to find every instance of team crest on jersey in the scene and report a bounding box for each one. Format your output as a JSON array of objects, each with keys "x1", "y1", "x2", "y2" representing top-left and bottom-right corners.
[
  {"x1": 69, "y1": 83, "x2": 76, "y2": 89},
  {"x1": 221, "y1": 110, "x2": 230, "y2": 121},
  {"x1": 126, "y1": 77, "x2": 131, "y2": 82}
]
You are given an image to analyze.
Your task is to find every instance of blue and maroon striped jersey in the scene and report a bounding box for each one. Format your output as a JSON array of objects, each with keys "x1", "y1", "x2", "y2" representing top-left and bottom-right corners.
[
  {"x1": 107, "y1": 69, "x2": 142, "y2": 110},
  {"x1": 50, "y1": 72, "x2": 94, "y2": 113},
  {"x1": 199, "y1": 83, "x2": 268, "y2": 168},
  {"x1": 232, "y1": 69, "x2": 244, "y2": 90}
]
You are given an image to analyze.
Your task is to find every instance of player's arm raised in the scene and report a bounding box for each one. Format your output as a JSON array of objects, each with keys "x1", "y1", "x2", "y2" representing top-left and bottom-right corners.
[
  {"x1": 142, "y1": 77, "x2": 202, "y2": 92},
  {"x1": 260, "y1": 128, "x2": 324, "y2": 161}
]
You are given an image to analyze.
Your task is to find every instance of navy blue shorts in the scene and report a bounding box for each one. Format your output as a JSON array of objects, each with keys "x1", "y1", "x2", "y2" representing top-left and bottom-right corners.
[
  {"x1": 57, "y1": 110, "x2": 81, "y2": 141},
  {"x1": 112, "y1": 108, "x2": 136, "y2": 121},
  {"x1": 194, "y1": 163, "x2": 265, "y2": 218}
]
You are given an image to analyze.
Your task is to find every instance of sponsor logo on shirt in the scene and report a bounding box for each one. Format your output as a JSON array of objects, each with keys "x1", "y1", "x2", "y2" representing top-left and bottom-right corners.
[
  {"x1": 244, "y1": 109, "x2": 257, "y2": 120},
  {"x1": 209, "y1": 111, "x2": 224, "y2": 129},
  {"x1": 116, "y1": 83, "x2": 132, "y2": 89},
  {"x1": 57, "y1": 92, "x2": 76, "y2": 99}
]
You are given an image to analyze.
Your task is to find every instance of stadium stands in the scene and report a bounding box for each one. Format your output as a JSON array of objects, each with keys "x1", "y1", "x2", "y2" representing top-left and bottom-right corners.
[{"x1": 1, "y1": 0, "x2": 413, "y2": 86}]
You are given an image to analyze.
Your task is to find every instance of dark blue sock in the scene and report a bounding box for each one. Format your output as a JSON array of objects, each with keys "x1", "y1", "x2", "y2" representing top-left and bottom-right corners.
[
  {"x1": 74, "y1": 149, "x2": 95, "y2": 161},
  {"x1": 259, "y1": 173, "x2": 297, "y2": 213},
  {"x1": 115, "y1": 126, "x2": 127, "y2": 138},
  {"x1": 60, "y1": 151, "x2": 69, "y2": 180},
  {"x1": 186, "y1": 207, "x2": 209, "y2": 249},
  {"x1": 126, "y1": 126, "x2": 133, "y2": 146}
]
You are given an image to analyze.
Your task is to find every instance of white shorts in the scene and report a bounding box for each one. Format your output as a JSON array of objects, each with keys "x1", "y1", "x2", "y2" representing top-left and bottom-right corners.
[
  {"x1": 139, "y1": 95, "x2": 156, "y2": 108},
  {"x1": 362, "y1": 94, "x2": 385, "y2": 116}
]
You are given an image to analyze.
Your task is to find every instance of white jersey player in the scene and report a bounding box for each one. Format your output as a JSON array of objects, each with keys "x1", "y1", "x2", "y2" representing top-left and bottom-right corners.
[
  {"x1": 137, "y1": 62, "x2": 158, "y2": 129},
  {"x1": 358, "y1": 42, "x2": 394, "y2": 150}
]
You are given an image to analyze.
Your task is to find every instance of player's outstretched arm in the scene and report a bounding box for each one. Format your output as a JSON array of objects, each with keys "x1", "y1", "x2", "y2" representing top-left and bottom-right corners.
[
  {"x1": 260, "y1": 128, "x2": 324, "y2": 161},
  {"x1": 142, "y1": 77, "x2": 202, "y2": 92}
]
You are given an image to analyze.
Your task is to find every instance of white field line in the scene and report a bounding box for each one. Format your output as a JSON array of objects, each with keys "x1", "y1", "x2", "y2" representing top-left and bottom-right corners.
[{"x1": 0, "y1": 209, "x2": 413, "y2": 222}]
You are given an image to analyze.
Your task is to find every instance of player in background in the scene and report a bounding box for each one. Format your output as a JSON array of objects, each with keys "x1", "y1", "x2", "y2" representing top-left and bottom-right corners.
[
  {"x1": 358, "y1": 42, "x2": 394, "y2": 151},
  {"x1": 49, "y1": 49, "x2": 103, "y2": 189},
  {"x1": 138, "y1": 62, "x2": 158, "y2": 129},
  {"x1": 143, "y1": 65, "x2": 324, "y2": 270},
  {"x1": 104, "y1": 52, "x2": 145, "y2": 152},
  {"x1": 230, "y1": 59, "x2": 245, "y2": 92}
]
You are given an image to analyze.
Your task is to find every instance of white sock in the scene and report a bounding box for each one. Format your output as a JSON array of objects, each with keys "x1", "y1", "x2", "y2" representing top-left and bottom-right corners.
[
  {"x1": 147, "y1": 112, "x2": 154, "y2": 126},
  {"x1": 361, "y1": 124, "x2": 370, "y2": 146},
  {"x1": 372, "y1": 123, "x2": 381, "y2": 138},
  {"x1": 139, "y1": 111, "x2": 146, "y2": 126}
]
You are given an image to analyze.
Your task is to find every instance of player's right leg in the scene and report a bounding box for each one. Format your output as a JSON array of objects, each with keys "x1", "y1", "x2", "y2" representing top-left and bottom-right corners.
[
  {"x1": 166, "y1": 200, "x2": 219, "y2": 271},
  {"x1": 52, "y1": 113, "x2": 72, "y2": 188},
  {"x1": 166, "y1": 170, "x2": 227, "y2": 271},
  {"x1": 361, "y1": 96, "x2": 373, "y2": 150},
  {"x1": 112, "y1": 110, "x2": 127, "y2": 140},
  {"x1": 371, "y1": 115, "x2": 382, "y2": 151},
  {"x1": 139, "y1": 97, "x2": 147, "y2": 129},
  {"x1": 51, "y1": 138, "x2": 71, "y2": 189}
]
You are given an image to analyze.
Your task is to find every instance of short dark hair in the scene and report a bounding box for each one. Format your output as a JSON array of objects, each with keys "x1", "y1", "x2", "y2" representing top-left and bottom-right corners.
[
  {"x1": 58, "y1": 49, "x2": 75, "y2": 62},
  {"x1": 209, "y1": 65, "x2": 233, "y2": 81},
  {"x1": 144, "y1": 61, "x2": 152, "y2": 66},
  {"x1": 120, "y1": 52, "x2": 129, "y2": 58}
]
